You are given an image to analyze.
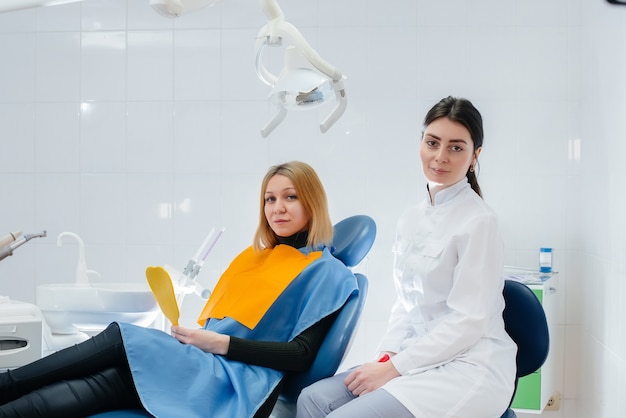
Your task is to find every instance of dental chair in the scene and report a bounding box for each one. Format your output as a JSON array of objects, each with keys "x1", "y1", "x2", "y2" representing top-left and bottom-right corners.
[
  {"x1": 499, "y1": 279, "x2": 550, "y2": 418},
  {"x1": 270, "y1": 214, "x2": 375, "y2": 417},
  {"x1": 88, "y1": 214, "x2": 376, "y2": 418}
]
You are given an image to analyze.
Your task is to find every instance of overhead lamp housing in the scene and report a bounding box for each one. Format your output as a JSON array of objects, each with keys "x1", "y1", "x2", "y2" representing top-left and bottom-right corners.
[
  {"x1": 255, "y1": 0, "x2": 347, "y2": 138},
  {"x1": 150, "y1": 0, "x2": 221, "y2": 18},
  {"x1": 269, "y1": 46, "x2": 335, "y2": 110},
  {"x1": 271, "y1": 70, "x2": 334, "y2": 110},
  {"x1": 0, "y1": 0, "x2": 85, "y2": 14}
]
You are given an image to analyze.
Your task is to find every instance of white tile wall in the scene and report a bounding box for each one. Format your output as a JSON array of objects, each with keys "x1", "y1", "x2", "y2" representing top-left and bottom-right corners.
[{"x1": 0, "y1": 0, "x2": 624, "y2": 416}]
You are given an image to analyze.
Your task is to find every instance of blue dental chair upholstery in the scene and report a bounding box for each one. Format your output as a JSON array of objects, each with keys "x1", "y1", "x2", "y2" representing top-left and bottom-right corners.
[
  {"x1": 280, "y1": 216, "x2": 375, "y2": 398},
  {"x1": 88, "y1": 215, "x2": 376, "y2": 418},
  {"x1": 271, "y1": 214, "x2": 375, "y2": 417},
  {"x1": 499, "y1": 279, "x2": 550, "y2": 418}
]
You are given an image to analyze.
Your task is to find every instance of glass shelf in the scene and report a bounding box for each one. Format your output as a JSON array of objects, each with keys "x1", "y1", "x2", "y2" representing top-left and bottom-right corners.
[{"x1": 504, "y1": 265, "x2": 558, "y2": 285}]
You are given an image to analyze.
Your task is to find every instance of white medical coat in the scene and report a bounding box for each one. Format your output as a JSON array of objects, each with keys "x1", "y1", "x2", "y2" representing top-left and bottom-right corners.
[{"x1": 378, "y1": 179, "x2": 517, "y2": 418}]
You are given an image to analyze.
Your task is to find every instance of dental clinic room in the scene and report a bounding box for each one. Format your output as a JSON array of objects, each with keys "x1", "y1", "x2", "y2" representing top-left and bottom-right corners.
[{"x1": 0, "y1": 0, "x2": 624, "y2": 417}]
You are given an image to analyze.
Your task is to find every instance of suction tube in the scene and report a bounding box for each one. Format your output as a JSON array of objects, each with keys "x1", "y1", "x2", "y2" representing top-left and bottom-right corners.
[
  {"x1": 0, "y1": 231, "x2": 22, "y2": 248},
  {"x1": 0, "y1": 230, "x2": 47, "y2": 262}
]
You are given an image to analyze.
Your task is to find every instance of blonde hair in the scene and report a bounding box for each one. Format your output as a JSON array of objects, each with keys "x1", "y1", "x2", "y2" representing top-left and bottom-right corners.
[{"x1": 253, "y1": 161, "x2": 333, "y2": 252}]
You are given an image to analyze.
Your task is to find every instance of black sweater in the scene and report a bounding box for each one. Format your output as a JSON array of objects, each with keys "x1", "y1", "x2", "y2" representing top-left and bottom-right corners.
[
  {"x1": 226, "y1": 231, "x2": 336, "y2": 371},
  {"x1": 225, "y1": 233, "x2": 342, "y2": 417}
]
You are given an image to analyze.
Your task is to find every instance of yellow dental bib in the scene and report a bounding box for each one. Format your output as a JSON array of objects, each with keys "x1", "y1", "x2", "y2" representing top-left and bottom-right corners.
[{"x1": 197, "y1": 245, "x2": 322, "y2": 329}]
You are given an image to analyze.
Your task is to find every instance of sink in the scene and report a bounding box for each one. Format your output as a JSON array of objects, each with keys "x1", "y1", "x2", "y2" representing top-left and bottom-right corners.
[{"x1": 36, "y1": 283, "x2": 160, "y2": 335}]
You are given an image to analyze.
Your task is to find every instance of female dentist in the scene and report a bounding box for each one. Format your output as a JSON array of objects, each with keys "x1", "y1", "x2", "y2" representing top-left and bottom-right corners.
[{"x1": 297, "y1": 96, "x2": 517, "y2": 418}]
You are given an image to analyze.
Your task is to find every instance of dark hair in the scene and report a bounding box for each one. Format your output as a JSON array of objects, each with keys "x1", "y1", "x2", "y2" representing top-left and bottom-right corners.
[{"x1": 423, "y1": 96, "x2": 484, "y2": 197}]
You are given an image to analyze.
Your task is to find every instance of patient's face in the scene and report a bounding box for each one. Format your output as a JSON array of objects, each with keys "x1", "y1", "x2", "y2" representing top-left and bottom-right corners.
[{"x1": 264, "y1": 174, "x2": 311, "y2": 237}]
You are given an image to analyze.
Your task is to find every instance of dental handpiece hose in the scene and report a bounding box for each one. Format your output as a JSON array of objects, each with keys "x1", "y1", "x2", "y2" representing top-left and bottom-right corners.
[
  {"x1": 0, "y1": 230, "x2": 47, "y2": 262},
  {"x1": 0, "y1": 231, "x2": 22, "y2": 248},
  {"x1": 183, "y1": 227, "x2": 225, "y2": 280},
  {"x1": 176, "y1": 226, "x2": 224, "y2": 304},
  {"x1": 184, "y1": 227, "x2": 216, "y2": 278}
]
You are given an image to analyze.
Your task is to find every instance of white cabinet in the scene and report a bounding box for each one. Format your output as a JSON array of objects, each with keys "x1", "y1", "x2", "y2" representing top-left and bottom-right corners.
[{"x1": 510, "y1": 275, "x2": 558, "y2": 414}]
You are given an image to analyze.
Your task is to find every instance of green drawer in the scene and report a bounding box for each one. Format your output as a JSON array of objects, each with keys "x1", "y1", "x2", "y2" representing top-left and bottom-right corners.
[{"x1": 511, "y1": 370, "x2": 542, "y2": 410}]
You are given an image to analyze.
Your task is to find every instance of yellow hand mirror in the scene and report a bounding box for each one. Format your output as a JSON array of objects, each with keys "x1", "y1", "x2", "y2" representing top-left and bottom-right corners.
[{"x1": 146, "y1": 266, "x2": 179, "y2": 326}]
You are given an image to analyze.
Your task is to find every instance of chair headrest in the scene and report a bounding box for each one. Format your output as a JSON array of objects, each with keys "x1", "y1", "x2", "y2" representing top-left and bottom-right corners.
[{"x1": 330, "y1": 215, "x2": 376, "y2": 268}]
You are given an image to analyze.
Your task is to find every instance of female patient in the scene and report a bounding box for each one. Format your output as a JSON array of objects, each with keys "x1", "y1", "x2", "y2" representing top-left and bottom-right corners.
[
  {"x1": 297, "y1": 97, "x2": 517, "y2": 418},
  {"x1": 0, "y1": 161, "x2": 358, "y2": 418}
]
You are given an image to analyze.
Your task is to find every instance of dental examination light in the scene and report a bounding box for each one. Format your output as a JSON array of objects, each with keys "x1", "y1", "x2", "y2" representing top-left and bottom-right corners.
[
  {"x1": 0, "y1": 0, "x2": 346, "y2": 138},
  {"x1": 150, "y1": 0, "x2": 221, "y2": 18},
  {"x1": 255, "y1": 0, "x2": 347, "y2": 138}
]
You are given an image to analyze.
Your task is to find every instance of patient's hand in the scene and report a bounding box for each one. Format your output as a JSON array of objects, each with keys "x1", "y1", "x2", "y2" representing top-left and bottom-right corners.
[{"x1": 171, "y1": 326, "x2": 230, "y2": 355}]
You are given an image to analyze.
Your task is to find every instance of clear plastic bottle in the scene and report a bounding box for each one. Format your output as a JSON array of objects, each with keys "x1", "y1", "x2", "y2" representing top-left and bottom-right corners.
[{"x1": 539, "y1": 248, "x2": 553, "y2": 273}]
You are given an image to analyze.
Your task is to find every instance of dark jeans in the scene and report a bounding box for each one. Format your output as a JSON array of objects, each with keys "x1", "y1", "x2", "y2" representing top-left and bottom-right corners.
[{"x1": 0, "y1": 322, "x2": 142, "y2": 417}]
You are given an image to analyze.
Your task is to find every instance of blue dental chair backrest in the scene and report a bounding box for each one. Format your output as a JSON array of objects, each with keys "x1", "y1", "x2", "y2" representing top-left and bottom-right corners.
[
  {"x1": 276, "y1": 273, "x2": 369, "y2": 404},
  {"x1": 330, "y1": 214, "x2": 377, "y2": 268},
  {"x1": 276, "y1": 214, "x2": 376, "y2": 405},
  {"x1": 499, "y1": 279, "x2": 550, "y2": 418}
]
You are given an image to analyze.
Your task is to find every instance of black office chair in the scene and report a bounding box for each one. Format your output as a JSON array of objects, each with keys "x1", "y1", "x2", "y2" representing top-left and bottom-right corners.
[{"x1": 499, "y1": 279, "x2": 550, "y2": 418}]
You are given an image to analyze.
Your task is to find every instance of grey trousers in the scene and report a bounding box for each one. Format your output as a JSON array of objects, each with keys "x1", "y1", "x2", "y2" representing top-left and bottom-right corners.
[{"x1": 296, "y1": 370, "x2": 413, "y2": 418}]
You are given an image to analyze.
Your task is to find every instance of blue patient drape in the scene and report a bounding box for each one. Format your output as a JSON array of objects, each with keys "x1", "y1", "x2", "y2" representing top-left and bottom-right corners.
[{"x1": 118, "y1": 246, "x2": 358, "y2": 418}]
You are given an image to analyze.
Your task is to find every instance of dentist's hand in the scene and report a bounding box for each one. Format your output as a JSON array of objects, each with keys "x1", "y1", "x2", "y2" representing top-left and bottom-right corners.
[
  {"x1": 171, "y1": 325, "x2": 230, "y2": 355},
  {"x1": 343, "y1": 359, "x2": 400, "y2": 397}
]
